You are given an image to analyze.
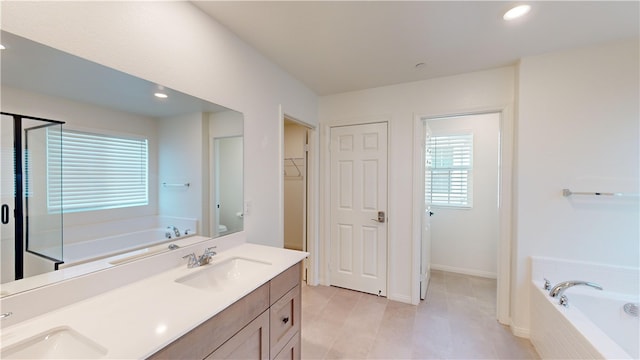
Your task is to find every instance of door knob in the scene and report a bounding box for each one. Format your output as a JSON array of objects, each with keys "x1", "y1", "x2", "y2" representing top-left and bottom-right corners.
[{"x1": 371, "y1": 211, "x2": 385, "y2": 223}]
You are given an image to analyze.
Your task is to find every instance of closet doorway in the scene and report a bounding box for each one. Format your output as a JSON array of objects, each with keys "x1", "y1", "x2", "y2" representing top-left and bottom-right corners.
[{"x1": 283, "y1": 117, "x2": 312, "y2": 281}]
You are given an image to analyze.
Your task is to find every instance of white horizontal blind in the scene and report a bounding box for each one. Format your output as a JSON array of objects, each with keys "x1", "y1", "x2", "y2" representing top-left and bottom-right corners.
[
  {"x1": 47, "y1": 128, "x2": 148, "y2": 213},
  {"x1": 426, "y1": 133, "x2": 473, "y2": 207}
]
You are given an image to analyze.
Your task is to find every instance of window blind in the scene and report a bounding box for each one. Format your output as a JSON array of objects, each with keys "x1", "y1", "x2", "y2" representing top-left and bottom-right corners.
[
  {"x1": 47, "y1": 128, "x2": 148, "y2": 213},
  {"x1": 426, "y1": 133, "x2": 473, "y2": 207}
]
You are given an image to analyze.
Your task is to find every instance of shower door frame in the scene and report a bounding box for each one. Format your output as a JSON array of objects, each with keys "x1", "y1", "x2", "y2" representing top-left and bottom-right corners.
[{"x1": 1, "y1": 112, "x2": 65, "y2": 280}]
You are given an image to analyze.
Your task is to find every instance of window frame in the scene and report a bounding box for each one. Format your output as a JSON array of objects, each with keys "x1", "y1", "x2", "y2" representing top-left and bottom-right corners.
[{"x1": 425, "y1": 131, "x2": 474, "y2": 209}]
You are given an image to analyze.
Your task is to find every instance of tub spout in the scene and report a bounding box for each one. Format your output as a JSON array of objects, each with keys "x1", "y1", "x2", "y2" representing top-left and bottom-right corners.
[{"x1": 549, "y1": 280, "x2": 603, "y2": 298}]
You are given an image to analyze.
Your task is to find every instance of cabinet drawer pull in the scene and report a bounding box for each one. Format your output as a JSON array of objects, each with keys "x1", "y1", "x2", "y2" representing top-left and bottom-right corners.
[{"x1": 282, "y1": 316, "x2": 289, "y2": 324}]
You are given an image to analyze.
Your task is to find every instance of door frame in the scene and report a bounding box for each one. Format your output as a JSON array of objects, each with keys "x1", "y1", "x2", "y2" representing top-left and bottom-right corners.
[
  {"x1": 279, "y1": 105, "x2": 318, "y2": 285},
  {"x1": 412, "y1": 105, "x2": 513, "y2": 325}
]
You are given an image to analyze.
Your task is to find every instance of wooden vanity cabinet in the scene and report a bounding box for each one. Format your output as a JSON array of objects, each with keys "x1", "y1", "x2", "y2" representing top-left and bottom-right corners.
[{"x1": 148, "y1": 262, "x2": 301, "y2": 360}]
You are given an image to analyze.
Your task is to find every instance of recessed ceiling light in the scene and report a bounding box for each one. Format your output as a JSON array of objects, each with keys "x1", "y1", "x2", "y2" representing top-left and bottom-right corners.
[
  {"x1": 503, "y1": 4, "x2": 531, "y2": 21},
  {"x1": 154, "y1": 92, "x2": 168, "y2": 99}
]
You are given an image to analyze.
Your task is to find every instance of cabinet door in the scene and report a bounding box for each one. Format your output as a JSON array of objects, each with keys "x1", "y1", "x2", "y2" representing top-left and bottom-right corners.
[
  {"x1": 273, "y1": 332, "x2": 300, "y2": 360},
  {"x1": 207, "y1": 311, "x2": 269, "y2": 360},
  {"x1": 270, "y1": 285, "x2": 300, "y2": 358}
]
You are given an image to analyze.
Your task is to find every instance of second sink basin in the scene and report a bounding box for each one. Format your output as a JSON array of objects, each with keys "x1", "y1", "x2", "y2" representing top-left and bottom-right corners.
[
  {"x1": 0, "y1": 326, "x2": 107, "y2": 359},
  {"x1": 175, "y1": 257, "x2": 272, "y2": 291}
]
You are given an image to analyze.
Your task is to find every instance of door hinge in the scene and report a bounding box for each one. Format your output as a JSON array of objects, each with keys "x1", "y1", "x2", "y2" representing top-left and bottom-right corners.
[{"x1": 304, "y1": 143, "x2": 309, "y2": 152}]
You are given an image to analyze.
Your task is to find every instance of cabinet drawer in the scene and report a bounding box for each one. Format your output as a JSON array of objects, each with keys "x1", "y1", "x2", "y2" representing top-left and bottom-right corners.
[
  {"x1": 206, "y1": 310, "x2": 269, "y2": 360},
  {"x1": 270, "y1": 262, "x2": 300, "y2": 305},
  {"x1": 272, "y1": 331, "x2": 300, "y2": 360},
  {"x1": 269, "y1": 285, "x2": 300, "y2": 358}
]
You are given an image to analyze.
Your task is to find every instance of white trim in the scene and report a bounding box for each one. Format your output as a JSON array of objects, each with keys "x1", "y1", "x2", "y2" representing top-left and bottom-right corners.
[
  {"x1": 411, "y1": 113, "x2": 425, "y2": 305},
  {"x1": 430, "y1": 264, "x2": 497, "y2": 279},
  {"x1": 320, "y1": 124, "x2": 332, "y2": 286},
  {"x1": 279, "y1": 106, "x2": 319, "y2": 286},
  {"x1": 497, "y1": 105, "x2": 514, "y2": 326},
  {"x1": 510, "y1": 323, "x2": 531, "y2": 339},
  {"x1": 388, "y1": 293, "x2": 412, "y2": 303},
  {"x1": 278, "y1": 105, "x2": 285, "y2": 250}
]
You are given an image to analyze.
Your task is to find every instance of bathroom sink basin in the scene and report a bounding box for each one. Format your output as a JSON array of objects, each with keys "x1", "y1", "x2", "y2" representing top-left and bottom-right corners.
[
  {"x1": 0, "y1": 326, "x2": 107, "y2": 359},
  {"x1": 175, "y1": 257, "x2": 272, "y2": 291}
]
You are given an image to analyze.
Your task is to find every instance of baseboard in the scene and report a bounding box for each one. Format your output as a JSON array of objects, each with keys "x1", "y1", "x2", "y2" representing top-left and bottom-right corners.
[
  {"x1": 510, "y1": 321, "x2": 530, "y2": 338},
  {"x1": 388, "y1": 293, "x2": 412, "y2": 304},
  {"x1": 431, "y1": 264, "x2": 497, "y2": 279}
]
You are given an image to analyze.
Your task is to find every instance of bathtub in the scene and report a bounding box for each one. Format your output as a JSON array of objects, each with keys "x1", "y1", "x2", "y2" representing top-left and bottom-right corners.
[
  {"x1": 531, "y1": 281, "x2": 639, "y2": 359},
  {"x1": 59, "y1": 228, "x2": 187, "y2": 268}
]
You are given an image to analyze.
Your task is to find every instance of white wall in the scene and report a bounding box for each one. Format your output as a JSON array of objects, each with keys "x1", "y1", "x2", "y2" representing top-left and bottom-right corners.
[
  {"x1": 428, "y1": 113, "x2": 500, "y2": 278},
  {"x1": 319, "y1": 67, "x2": 515, "y2": 303},
  {"x1": 1, "y1": 1, "x2": 318, "y2": 248},
  {"x1": 512, "y1": 39, "x2": 640, "y2": 335}
]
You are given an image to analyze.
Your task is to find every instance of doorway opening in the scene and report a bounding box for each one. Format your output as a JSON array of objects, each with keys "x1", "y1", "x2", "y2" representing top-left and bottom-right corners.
[
  {"x1": 283, "y1": 116, "x2": 313, "y2": 282},
  {"x1": 417, "y1": 111, "x2": 507, "y2": 320}
]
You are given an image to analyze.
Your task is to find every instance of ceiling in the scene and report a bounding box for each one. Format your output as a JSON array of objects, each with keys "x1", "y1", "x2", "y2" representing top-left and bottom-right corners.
[{"x1": 193, "y1": 1, "x2": 639, "y2": 96}]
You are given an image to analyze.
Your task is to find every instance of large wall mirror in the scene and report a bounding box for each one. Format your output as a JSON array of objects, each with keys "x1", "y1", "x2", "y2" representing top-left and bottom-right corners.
[{"x1": 0, "y1": 31, "x2": 243, "y2": 294}]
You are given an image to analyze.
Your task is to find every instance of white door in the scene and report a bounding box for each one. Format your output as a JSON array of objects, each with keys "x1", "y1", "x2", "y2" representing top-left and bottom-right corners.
[
  {"x1": 420, "y1": 122, "x2": 433, "y2": 300},
  {"x1": 330, "y1": 123, "x2": 387, "y2": 296}
]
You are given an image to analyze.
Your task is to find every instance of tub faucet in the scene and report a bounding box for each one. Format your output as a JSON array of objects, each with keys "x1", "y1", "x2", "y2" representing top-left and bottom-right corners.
[
  {"x1": 172, "y1": 226, "x2": 181, "y2": 237},
  {"x1": 549, "y1": 280, "x2": 603, "y2": 298}
]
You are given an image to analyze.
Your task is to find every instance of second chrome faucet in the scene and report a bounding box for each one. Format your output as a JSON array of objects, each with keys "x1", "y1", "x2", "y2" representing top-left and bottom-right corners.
[{"x1": 183, "y1": 247, "x2": 218, "y2": 268}]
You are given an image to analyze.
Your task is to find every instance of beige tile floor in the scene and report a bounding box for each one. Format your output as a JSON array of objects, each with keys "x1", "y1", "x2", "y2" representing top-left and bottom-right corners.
[{"x1": 301, "y1": 270, "x2": 540, "y2": 359}]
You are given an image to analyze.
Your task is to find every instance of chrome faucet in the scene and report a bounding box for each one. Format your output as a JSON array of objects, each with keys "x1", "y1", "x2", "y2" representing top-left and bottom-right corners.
[
  {"x1": 549, "y1": 280, "x2": 603, "y2": 307},
  {"x1": 182, "y1": 247, "x2": 217, "y2": 268},
  {"x1": 549, "y1": 280, "x2": 603, "y2": 298},
  {"x1": 182, "y1": 253, "x2": 199, "y2": 268},
  {"x1": 198, "y1": 247, "x2": 217, "y2": 265},
  {"x1": 172, "y1": 226, "x2": 181, "y2": 237}
]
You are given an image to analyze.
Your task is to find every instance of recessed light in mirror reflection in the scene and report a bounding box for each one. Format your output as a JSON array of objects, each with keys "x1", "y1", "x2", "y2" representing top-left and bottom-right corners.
[
  {"x1": 154, "y1": 92, "x2": 168, "y2": 99},
  {"x1": 155, "y1": 323, "x2": 168, "y2": 335},
  {"x1": 503, "y1": 4, "x2": 531, "y2": 21}
]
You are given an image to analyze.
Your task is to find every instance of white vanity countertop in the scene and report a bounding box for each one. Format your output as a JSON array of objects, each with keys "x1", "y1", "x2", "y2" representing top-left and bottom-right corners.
[{"x1": 0, "y1": 243, "x2": 307, "y2": 359}]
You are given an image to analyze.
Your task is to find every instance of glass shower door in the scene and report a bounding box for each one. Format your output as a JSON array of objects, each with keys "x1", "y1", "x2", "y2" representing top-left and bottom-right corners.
[
  {"x1": 0, "y1": 113, "x2": 63, "y2": 283},
  {"x1": 24, "y1": 120, "x2": 63, "y2": 270}
]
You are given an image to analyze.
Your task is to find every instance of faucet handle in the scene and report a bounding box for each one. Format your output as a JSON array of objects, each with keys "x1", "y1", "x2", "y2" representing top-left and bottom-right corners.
[
  {"x1": 543, "y1": 278, "x2": 551, "y2": 290},
  {"x1": 204, "y1": 246, "x2": 217, "y2": 256},
  {"x1": 559, "y1": 295, "x2": 569, "y2": 307},
  {"x1": 183, "y1": 253, "x2": 198, "y2": 268}
]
